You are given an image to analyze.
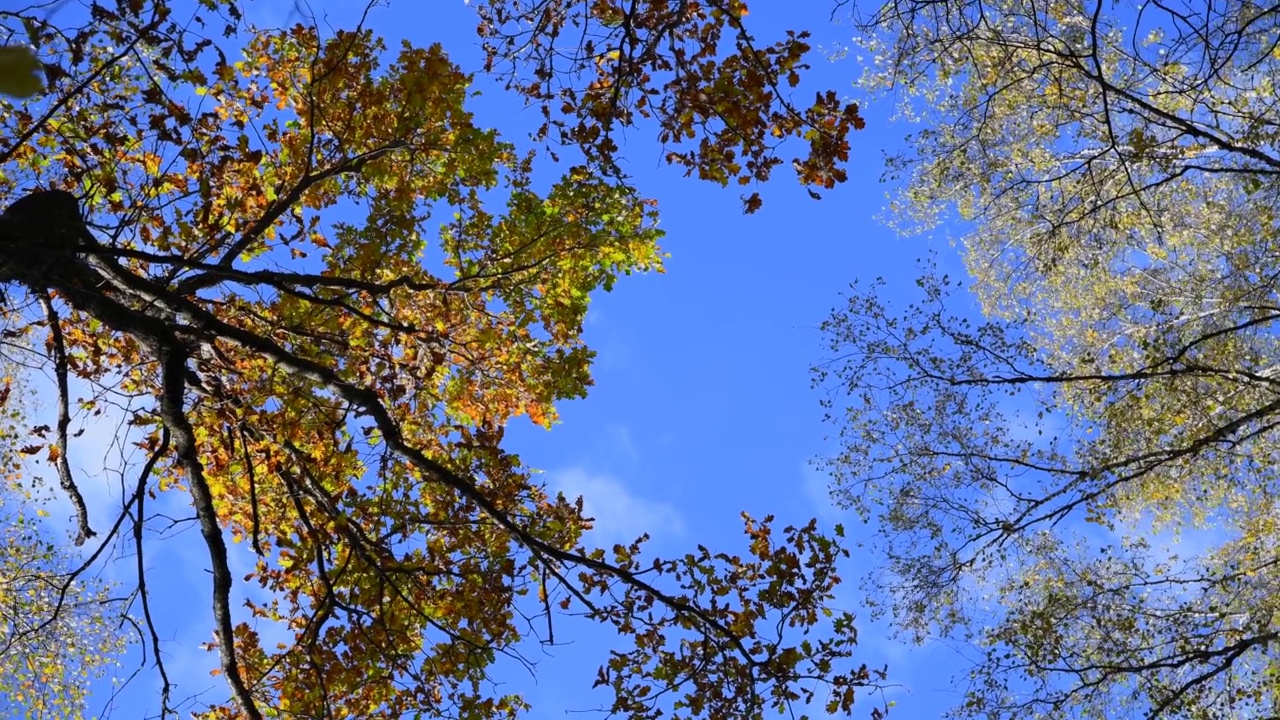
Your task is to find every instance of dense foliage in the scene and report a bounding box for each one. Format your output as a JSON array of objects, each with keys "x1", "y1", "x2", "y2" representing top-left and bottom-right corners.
[
  {"x1": 818, "y1": 0, "x2": 1280, "y2": 717},
  {"x1": 0, "y1": 0, "x2": 873, "y2": 717}
]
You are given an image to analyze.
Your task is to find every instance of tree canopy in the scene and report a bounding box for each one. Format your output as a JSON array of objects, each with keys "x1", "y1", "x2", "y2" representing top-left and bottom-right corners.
[
  {"x1": 0, "y1": 0, "x2": 875, "y2": 718},
  {"x1": 817, "y1": 0, "x2": 1280, "y2": 717},
  {"x1": 0, "y1": 371, "x2": 123, "y2": 720}
]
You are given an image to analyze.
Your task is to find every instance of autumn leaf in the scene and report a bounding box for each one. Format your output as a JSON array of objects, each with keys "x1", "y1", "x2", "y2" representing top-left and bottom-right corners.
[{"x1": 0, "y1": 45, "x2": 42, "y2": 99}]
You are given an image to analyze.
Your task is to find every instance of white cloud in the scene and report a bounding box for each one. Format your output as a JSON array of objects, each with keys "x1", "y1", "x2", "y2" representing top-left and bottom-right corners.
[
  {"x1": 600, "y1": 424, "x2": 639, "y2": 463},
  {"x1": 12, "y1": 372, "x2": 145, "y2": 547},
  {"x1": 548, "y1": 467, "x2": 683, "y2": 545}
]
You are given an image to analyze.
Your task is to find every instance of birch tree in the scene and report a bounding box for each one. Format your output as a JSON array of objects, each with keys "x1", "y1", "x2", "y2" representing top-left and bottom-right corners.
[{"x1": 817, "y1": 0, "x2": 1280, "y2": 717}]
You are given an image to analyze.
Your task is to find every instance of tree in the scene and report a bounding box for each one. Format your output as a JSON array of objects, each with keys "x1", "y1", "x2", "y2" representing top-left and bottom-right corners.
[
  {"x1": 0, "y1": 495, "x2": 125, "y2": 720},
  {"x1": 0, "y1": 0, "x2": 877, "y2": 718},
  {"x1": 816, "y1": 0, "x2": 1280, "y2": 717},
  {"x1": 0, "y1": 372, "x2": 124, "y2": 719}
]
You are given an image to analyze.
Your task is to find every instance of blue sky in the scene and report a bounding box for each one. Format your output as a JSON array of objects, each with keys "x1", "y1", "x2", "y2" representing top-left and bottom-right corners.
[{"x1": 39, "y1": 0, "x2": 986, "y2": 717}]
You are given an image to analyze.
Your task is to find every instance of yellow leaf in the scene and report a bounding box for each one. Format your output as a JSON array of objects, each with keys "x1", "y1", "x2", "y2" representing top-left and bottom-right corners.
[{"x1": 0, "y1": 46, "x2": 42, "y2": 99}]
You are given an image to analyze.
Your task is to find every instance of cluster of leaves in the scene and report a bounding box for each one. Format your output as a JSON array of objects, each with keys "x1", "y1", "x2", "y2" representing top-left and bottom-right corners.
[
  {"x1": 0, "y1": 498, "x2": 124, "y2": 720},
  {"x1": 0, "y1": 0, "x2": 875, "y2": 718},
  {"x1": 816, "y1": 0, "x2": 1280, "y2": 717},
  {"x1": 476, "y1": 0, "x2": 865, "y2": 211},
  {"x1": 584, "y1": 517, "x2": 879, "y2": 720}
]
